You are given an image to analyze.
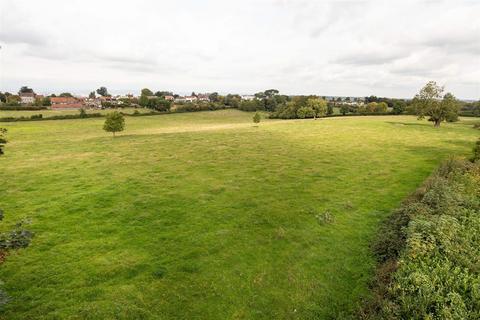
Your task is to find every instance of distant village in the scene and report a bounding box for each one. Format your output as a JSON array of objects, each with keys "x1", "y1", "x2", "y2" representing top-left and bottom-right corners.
[{"x1": 1, "y1": 86, "x2": 367, "y2": 110}]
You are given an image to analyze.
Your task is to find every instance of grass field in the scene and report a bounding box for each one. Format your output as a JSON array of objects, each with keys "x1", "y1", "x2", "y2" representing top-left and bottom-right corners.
[
  {"x1": 0, "y1": 110, "x2": 478, "y2": 319},
  {"x1": 0, "y1": 107, "x2": 151, "y2": 118}
]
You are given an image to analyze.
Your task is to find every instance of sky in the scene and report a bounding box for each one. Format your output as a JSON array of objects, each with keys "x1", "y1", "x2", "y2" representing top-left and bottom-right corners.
[{"x1": 0, "y1": 0, "x2": 479, "y2": 99}]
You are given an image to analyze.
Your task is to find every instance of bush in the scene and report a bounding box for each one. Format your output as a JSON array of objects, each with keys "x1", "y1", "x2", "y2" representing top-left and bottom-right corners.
[
  {"x1": 30, "y1": 114, "x2": 43, "y2": 120},
  {"x1": 0, "y1": 106, "x2": 47, "y2": 111},
  {"x1": 361, "y1": 158, "x2": 480, "y2": 319},
  {"x1": 0, "y1": 113, "x2": 102, "y2": 122}
]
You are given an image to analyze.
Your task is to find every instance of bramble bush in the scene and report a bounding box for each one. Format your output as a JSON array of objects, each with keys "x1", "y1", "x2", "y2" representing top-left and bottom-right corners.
[{"x1": 361, "y1": 157, "x2": 480, "y2": 319}]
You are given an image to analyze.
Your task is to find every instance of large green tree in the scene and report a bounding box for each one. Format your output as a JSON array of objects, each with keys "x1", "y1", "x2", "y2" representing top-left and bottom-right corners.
[{"x1": 412, "y1": 81, "x2": 460, "y2": 127}]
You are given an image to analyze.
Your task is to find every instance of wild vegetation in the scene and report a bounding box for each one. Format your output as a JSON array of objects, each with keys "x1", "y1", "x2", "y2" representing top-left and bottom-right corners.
[
  {"x1": 0, "y1": 110, "x2": 478, "y2": 319},
  {"x1": 362, "y1": 156, "x2": 480, "y2": 319}
]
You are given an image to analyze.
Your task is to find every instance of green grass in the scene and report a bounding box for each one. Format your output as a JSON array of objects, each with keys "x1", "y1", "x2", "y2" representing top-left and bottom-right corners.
[
  {"x1": 0, "y1": 107, "x2": 151, "y2": 118},
  {"x1": 0, "y1": 110, "x2": 478, "y2": 319}
]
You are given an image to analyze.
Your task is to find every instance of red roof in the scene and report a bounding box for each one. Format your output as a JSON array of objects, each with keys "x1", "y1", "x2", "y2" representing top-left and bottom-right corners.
[
  {"x1": 51, "y1": 97, "x2": 79, "y2": 104},
  {"x1": 50, "y1": 103, "x2": 84, "y2": 109}
]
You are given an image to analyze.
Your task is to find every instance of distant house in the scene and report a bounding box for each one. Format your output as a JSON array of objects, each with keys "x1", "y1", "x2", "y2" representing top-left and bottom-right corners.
[
  {"x1": 175, "y1": 96, "x2": 197, "y2": 103},
  {"x1": 85, "y1": 98, "x2": 101, "y2": 108},
  {"x1": 164, "y1": 95, "x2": 175, "y2": 101},
  {"x1": 19, "y1": 92, "x2": 35, "y2": 104},
  {"x1": 50, "y1": 97, "x2": 84, "y2": 109},
  {"x1": 197, "y1": 94, "x2": 209, "y2": 102},
  {"x1": 241, "y1": 95, "x2": 255, "y2": 101}
]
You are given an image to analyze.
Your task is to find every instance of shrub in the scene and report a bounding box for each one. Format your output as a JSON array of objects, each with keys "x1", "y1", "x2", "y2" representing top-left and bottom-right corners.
[
  {"x1": 361, "y1": 158, "x2": 480, "y2": 319},
  {"x1": 253, "y1": 112, "x2": 261, "y2": 124},
  {"x1": 0, "y1": 106, "x2": 47, "y2": 111},
  {"x1": 79, "y1": 108, "x2": 87, "y2": 118}
]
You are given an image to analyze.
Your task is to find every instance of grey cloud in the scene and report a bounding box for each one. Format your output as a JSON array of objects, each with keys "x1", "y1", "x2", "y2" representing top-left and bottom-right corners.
[
  {"x1": 0, "y1": 29, "x2": 47, "y2": 46},
  {"x1": 333, "y1": 51, "x2": 408, "y2": 66}
]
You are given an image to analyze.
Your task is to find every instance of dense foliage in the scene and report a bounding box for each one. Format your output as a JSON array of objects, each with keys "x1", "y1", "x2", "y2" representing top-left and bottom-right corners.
[
  {"x1": 412, "y1": 81, "x2": 460, "y2": 127},
  {"x1": 363, "y1": 158, "x2": 480, "y2": 319}
]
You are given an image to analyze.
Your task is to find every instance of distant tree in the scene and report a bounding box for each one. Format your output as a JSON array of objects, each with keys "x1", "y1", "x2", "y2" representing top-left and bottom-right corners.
[
  {"x1": 340, "y1": 104, "x2": 350, "y2": 115},
  {"x1": 306, "y1": 97, "x2": 327, "y2": 118},
  {"x1": 6, "y1": 95, "x2": 20, "y2": 106},
  {"x1": 191, "y1": 92, "x2": 197, "y2": 97},
  {"x1": 42, "y1": 97, "x2": 51, "y2": 106},
  {"x1": 366, "y1": 102, "x2": 378, "y2": 113},
  {"x1": 327, "y1": 104, "x2": 334, "y2": 115},
  {"x1": 253, "y1": 112, "x2": 261, "y2": 125},
  {"x1": 375, "y1": 102, "x2": 388, "y2": 113},
  {"x1": 89, "y1": 91, "x2": 96, "y2": 99},
  {"x1": 141, "y1": 88, "x2": 153, "y2": 96},
  {"x1": 146, "y1": 97, "x2": 171, "y2": 112},
  {"x1": 18, "y1": 86, "x2": 34, "y2": 94},
  {"x1": 412, "y1": 81, "x2": 460, "y2": 127},
  {"x1": 154, "y1": 91, "x2": 173, "y2": 97},
  {"x1": 297, "y1": 107, "x2": 315, "y2": 119},
  {"x1": 254, "y1": 92, "x2": 266, "y2": 100},
  {"x1": 59, "y1": 92, "x2": 73, "y2": 97},
  {"x1": 96, "y1": 87, "x2": 109, "y2": 97},
  {"x1": 264, "y1": 89, "x2": 279, "y2": 97},
  {"x1": 365, "y1": 95, "x2": 379, "y2": 103},
  {"x1": 0, "y1": 92, "x2": 6, "y2": 103},
  {"x1": 139, "y1": 95, "x2": 149, "y2": 107},
  {"x1": 103, "y1": 112, "x2": 125, "y2": 137},
  {"x1": 391, "y1": 100, "x2": 407, "y2": 115},
  {"x1": 225, "y1": 94, "x2": 241, "y2": 108},
  {"x1": 209, "y1": 92, "x2": 219, "y2": 102},
  {"x1": 0, "y1": 128, "x2": 6, "y2": 155}
]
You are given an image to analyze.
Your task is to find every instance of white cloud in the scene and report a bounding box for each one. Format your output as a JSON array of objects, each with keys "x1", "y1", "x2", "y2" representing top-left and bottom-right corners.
[{"x1": 0, "y1": 0, "x2": 479, "y2": 98}]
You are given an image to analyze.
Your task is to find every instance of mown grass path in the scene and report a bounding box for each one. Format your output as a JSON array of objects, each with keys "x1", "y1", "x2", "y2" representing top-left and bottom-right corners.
[{"x1": 0, "y1": 110, "x2": 478, "y2": 319}]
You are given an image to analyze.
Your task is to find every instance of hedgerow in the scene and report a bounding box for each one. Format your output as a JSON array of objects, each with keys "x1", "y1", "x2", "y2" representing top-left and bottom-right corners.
[{"x1": 361, "y1": 157, "x2": 480, "y2": 319}]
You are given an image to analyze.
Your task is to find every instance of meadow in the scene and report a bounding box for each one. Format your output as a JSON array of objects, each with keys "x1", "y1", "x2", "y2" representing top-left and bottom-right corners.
[{"x1": 0, "y1": 110, "x2": 478, "y2": 319}]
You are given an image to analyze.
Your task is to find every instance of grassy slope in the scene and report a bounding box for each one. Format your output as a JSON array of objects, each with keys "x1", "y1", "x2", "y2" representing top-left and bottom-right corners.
[{"x1": 0, "y1": 110, "x2": 477, "y2": 319}]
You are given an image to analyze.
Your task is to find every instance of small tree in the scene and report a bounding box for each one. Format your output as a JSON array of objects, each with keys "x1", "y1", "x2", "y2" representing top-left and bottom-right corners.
[
  {"x1": 412, "y1": 81, "x2": 460, "y2": 127},
  {"x1": 103, "y1": 112, "x2": 125, "y2": 137},
  {"x1": 253, "y1": 112, "x2": 261, "y2": 125}
]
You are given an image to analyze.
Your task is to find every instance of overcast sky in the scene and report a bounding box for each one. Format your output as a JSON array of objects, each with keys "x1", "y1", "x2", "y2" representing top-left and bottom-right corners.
[{"x1": 0, "y1": 0, "x2": 479, "y2": 99}]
